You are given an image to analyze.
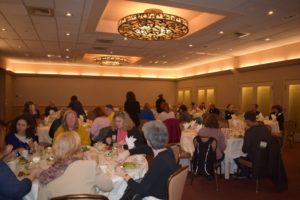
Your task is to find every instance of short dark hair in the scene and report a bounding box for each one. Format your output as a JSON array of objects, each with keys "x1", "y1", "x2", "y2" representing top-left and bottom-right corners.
[
  {"x1": 204, "y1": 114, "x2": 219, "y2": 129},
  {"x1": 105, "y1": 104, "x2": 113, "y2": 110},
  {"x1": 179, "y1": 104, "x2": 188, "y2": 112},
  {"x1": 71, "y1": 95, "x2": 78, "y2": 101},
  {"x1": 93, "y1": 107, "x2": 105, "y2": 118},
  {"x1": 244, "y1": 111, "x2": 256, "y2": 122}
]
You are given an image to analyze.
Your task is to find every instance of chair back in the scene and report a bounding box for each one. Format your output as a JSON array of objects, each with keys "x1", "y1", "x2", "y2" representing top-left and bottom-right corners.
[
  {"x1": 51, "y1": 194, "x2": 108, "y2": 200},
  {"x1": 169, "y1": 144, "x2": 180, "y2": 164},
  {"x1": 93, "y1": 126, "x2": 112, "y2": 143},
  {"x1": 163, "y1": 118, "x2": 181, "y2": 143},
  {"x1": 252, "y1": 140, "x2": 269, "y2": 179},
  {"x1": 168, "y1": 166, "x2": 189, "y2": 200}
]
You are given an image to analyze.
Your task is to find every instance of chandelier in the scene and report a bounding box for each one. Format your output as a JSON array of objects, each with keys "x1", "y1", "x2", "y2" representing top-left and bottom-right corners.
[
  {"x1": 95, "y1": 56, "x2": 129, "y2": 66},
  {"x1": 118, "y1": 9, "x2": 189, "y2": 41}
]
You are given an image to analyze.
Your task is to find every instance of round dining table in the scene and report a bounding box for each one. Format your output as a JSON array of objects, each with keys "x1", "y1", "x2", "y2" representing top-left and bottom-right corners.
[{"x1": 12, "y1": 145, "x2": 148, "y2": 200}]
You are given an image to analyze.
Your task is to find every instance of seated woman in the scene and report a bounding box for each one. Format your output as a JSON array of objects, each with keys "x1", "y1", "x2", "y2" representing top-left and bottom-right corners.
[
  {"x1": 269, "y1": 105, "x2": 284, "y2": 131},
  {"x1": 105, "y1": 111, "x2": 145, "y2": 149},
  {"x1": 89, "y1": 107, "x2": 110, "y2": 141},
  {"x1": 116, "y1": 121, "x2": 177, "y2": 199},
  {"x1": 157, "y1": 103, "x2": 175, "y2": 122},
  {"x1": 178, "y1": 104, "x2": 192, "y2": 123},
  {"x1": 197, "y1": 114, "x2": 226, "y2": 162},
  {"x1": 0, "y1": 120, "x2": 41, "y2": 200},
  {"x1": 6, "y1": 114, "x2": 38, "y2": 153},
  {"x1": 53, "y1": 110, "x2": 90, "y2": 145},
  {"x1": 138, "y1": 103, "x2": 155, "y2": 122},
  {"x1": 38, "y1": 131, "x2": 113, "y2": 199},
  {"x1": 224, "y1": 104, "x2": 235, "y2": 120}
]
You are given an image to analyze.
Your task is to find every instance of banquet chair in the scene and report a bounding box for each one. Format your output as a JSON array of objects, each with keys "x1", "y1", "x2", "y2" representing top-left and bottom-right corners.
[
  {"x1": 51, "y1": 194, "x2": 108, "y2": 200},
  {"x1": 283, "y1": 120, "x2": 296, "y2": 148},
  {"x1": 167, "y1": 166, "x2": 189, "y2": 200},
  {"x1": 163, "y1": 118, "x2": 181, "y2": 143},
  {"x1": 236, "y1": 140, "x2": 269, "y2": 193},
  {"x1": 190, "y1": 136, "x2": 221, "y2": 191}
]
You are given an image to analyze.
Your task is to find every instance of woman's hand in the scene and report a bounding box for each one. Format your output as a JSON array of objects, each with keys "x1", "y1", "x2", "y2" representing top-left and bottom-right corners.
[
  {"x1": 115, "y1": 150, "x2": 130, "y2": 163},
  {"x1": 115, "y1": 165, "x2": 127, "y2": 177},
  {"x1": 27, "y1": 167, "x2": 43, "y2": 181}
]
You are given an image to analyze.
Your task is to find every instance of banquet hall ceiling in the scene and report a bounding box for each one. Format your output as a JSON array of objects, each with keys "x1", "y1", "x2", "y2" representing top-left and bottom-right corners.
[{"x1": 0, "y1": 0, "x2": 300, "y2": 69}]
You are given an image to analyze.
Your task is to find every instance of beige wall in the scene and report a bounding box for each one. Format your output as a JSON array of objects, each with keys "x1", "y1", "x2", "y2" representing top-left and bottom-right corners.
[
  {"x1": 177, "y1": 64, "x2": 300, "y2": 114},
  {"x1": 10, "y1": 76, "x2": 176, "y2": 119}
]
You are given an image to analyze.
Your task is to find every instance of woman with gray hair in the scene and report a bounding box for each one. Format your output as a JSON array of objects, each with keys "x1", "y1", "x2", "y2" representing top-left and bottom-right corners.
[{"x1": 115, "y1": 121, "x2": 177, "y2": 199}]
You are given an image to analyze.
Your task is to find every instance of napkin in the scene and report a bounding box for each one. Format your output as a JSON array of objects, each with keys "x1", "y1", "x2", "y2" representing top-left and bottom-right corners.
[
  {"x1": 125, "y1": 136, "x2": 137, "y2": 149},
  {"x1": 183, "y1": 122, "x2": 189, "y2": 130},
  {"x1": 190, "y1": 120, "x2": 196, "y2": 128}
]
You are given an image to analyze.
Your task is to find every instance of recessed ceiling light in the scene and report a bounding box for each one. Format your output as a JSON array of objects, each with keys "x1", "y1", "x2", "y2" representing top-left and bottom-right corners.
[
  {"x1": 17, "y1": 45, "x2": 21, "y2": 49},
  {"x1": 268, "y1": 10, "x2": 274, "y2": 15},
  {"x1": 229, "y1": 48, "x2": 233, "y2": 51},
  {"x1": 1, "y1": 28, "x2": 7, "y2": 31},
  {"x1": 65, "y1": 48, "x2": 70, "y2": 51},
  {"x1": 188, "y1": 44, "x2": 193, "y2": 47},
  {"x1": 163, "y1": 61, "x2": 168, "y2": 64},
  {"x1": 110, "y1": 51, "x2": 113, "y2": 54},
  {"x1": 149, "y1": 61, "x2": 152, "y2": 63},
  {"x1": 65, "y1": 12, "x2": 72, "y2": 17},
  {"x1": 219, "y1": 30, "x2": 224, "y2": 34},
  {"x1": 65, "y1": 32, "x2": 71, "y2": 36},
  {"x1": 24, "y1": 53, "x2": 29, "y2": 57},
  {"x1": 124, "y1": 37, "x2": 128, "y2": 40},
  {"x1": 265, "y1": 38, "x2": 271, "y2": 41},
  {"x1": 65, "y1": 55, "x2": 70, "y2": 59},
  {"x1": 154, "y1": 60, "x2": 159, "y2": 64},
  {"x1": 162, "y1": 55, "x2": 166, "y2": 58},
  {"x1": 47, "y1": 54, "x2": 52, "y2": 58}
]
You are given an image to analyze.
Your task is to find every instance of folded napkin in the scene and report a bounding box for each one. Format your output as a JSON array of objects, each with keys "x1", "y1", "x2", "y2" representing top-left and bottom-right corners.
[
  {"x1": 183, "y1": 122, "x2": 189, "y2": 130},
  {"x1": 190, "y1": 120, "x2": 196, "y2": 127},
  {"x1": 125, "y1": 136, "x2": 137, "y2": 149}
]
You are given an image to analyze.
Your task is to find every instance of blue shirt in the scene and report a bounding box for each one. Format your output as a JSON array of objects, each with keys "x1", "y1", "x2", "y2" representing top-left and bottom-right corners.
[
  {"x1": 5, "y1": 133, "x2": 38, "y2": 151},
  {"x1": 0, "y1": 160, "x2": 32, "y2": 200},
  {"x1": 138, "y1": 110, "x2": 155, "y2": 121}
]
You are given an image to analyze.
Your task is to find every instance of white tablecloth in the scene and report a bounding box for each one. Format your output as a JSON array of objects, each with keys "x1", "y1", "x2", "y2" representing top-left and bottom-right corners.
[
  {"x1": 180, "y1": 129, "x2": 245, "y2": 180},
  {"x1": 21, "y1": 148, "x2": 148, "y2": 200}
]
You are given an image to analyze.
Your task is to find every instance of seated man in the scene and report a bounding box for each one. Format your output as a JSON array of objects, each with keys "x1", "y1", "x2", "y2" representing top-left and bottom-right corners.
[{"x1": 234, "y1": 111, "x2": 271, "y2": 178}]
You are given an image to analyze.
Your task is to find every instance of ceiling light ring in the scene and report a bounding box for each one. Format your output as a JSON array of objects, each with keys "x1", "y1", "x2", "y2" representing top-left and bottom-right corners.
[{"x1": 118, "y1": 9, "x2": 189, "y2": 41}]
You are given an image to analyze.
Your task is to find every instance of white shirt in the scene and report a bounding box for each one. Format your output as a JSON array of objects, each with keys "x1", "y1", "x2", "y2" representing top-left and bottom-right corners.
[{"x1": 158, "y1": 111, "x2": 176, "y2": 122}]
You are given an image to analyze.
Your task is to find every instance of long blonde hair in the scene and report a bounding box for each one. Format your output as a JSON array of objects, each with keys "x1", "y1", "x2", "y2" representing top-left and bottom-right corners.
[
  {"x1": 53, "y1": 131, "x2": 81, "y2": 160},
  {"x1": 112, "y1": 111, "x2": 134, "y2": 131},
  {"x1": 62, "y1": 110, "x2": 79, "y2": 131}
]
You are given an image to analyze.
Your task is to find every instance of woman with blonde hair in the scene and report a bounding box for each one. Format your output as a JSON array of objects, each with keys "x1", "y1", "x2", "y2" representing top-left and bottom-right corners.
[
  {"x1": 53, "y1": 110, "x2": 90, "y2": 145},
  {"x1": 105, "y1": 111, "x2": 145, "y2": 149},
  {"x1": 38, "y1": 131, "x2": 113, "y2": 199}
]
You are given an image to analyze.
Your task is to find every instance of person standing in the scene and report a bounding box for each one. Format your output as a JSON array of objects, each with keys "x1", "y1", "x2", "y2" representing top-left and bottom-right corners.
[
  {"x1": 68, "y1": 96, "x2": 86, "y2": 119},
  {"x1": 155, "y1": 94, "x2": 166, "y2": 113},
  {"x1": 124, "y1": 91, "x2": 141, "y2": 127}
]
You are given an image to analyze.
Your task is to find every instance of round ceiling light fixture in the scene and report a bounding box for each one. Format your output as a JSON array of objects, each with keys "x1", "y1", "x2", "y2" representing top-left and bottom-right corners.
[
  {"x1": 95, "y1": 56, "x2": 129, "y2": 66},
  {"x1": 118, "y1": 9, "x2": 189, "y2": 41}
]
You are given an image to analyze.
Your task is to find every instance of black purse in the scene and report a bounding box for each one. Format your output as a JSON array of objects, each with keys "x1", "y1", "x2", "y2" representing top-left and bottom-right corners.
[{"x1": 120, "y1": 186, "x2": 142, "y2": 200}]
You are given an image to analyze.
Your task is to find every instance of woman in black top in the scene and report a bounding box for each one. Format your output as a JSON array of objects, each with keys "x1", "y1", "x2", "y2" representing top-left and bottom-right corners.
[
  {"x1": 269, "y1": 105, "x2": 284, "y2": 131},
  {"x1": 224, "y1": 104, "x2": 235, "y2": 120},
  {"x1": 124, "y1": 91, "x2": 141, "y2": 127},
  {"x1": 105, "y1": 111, "x2": 145, "y2": 149},
  {"x1": 116, "y1": 121, "x2": 177, "y2": 199}
]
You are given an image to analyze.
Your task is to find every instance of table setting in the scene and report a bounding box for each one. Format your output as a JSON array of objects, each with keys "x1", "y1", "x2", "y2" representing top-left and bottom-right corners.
[{"x1": 6, "y1": 143, "x2": 148, "y2": 200}]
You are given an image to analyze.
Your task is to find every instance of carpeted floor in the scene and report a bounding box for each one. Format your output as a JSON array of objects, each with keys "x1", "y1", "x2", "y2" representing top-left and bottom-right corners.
[{"x1": 182, "y1": 143, "x2": 300, "y2": 200}]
